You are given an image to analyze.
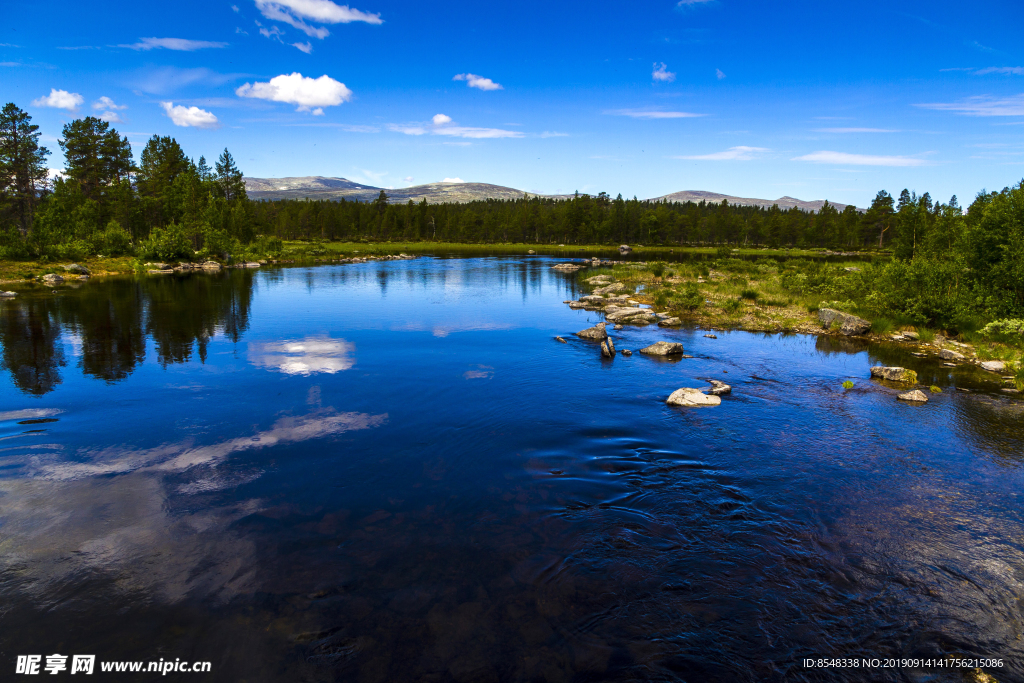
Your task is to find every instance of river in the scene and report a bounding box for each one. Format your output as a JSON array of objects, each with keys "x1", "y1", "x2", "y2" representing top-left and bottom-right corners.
[{"x1": 0, "y1": 256, "x2": 1020, "y2": 682}]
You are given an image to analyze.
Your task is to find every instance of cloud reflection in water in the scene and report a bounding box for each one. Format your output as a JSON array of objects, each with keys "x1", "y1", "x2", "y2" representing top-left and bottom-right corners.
[{"x1": 247, "y1": 336, "x2": 355, "y2": 375}]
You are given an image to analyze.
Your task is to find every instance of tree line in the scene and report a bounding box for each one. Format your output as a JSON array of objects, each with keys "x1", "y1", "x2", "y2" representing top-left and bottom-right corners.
[{"x1": 1, "y1": 101, "x2": 1023, "y2": 325}]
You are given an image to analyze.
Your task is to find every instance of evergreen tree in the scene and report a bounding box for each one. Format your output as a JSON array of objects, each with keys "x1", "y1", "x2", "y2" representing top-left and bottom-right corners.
[
  {"x1": 214, "y1": 148, "x2": 246, "y2": 202},
  {"x1": 0, "y1": 103, "x2": 50, "y2": 235}
]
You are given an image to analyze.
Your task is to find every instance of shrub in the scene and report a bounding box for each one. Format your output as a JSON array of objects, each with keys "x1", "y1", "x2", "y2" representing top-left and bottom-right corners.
[
  {"x1": 740, "y1": 289, "x2": 759, "y2": 301},
  {"x1": 979, "y1": 319, "x2": 1024, "y2": 339},
  {"x1": 871, "y1": 317, "x2": 894, "y2": 334},
  {"x1": 721, "y1": 298, "x2": 742, "y2": 313},
  {"x1": 54, "y1": 240, "x2": 91, "y2": 261},
  {"x1": 141, "y1": 224, "x2": 192, "y2": 261},
  {"x1": 649, "y1": 262, "x2": 665, "y2": 279},
  {"x1": 917, "y1": 328, "x2": 936, "y2": 343},
  {"x1": 676, "y1": 283, "x2": 703, "y2": 310},
  {"x1": 94, "y1": 220, "x2": 133, "y2": 256}
]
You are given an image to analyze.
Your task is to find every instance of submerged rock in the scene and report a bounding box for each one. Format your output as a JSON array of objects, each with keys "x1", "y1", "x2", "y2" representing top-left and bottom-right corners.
[
  {"x1": 639, "y1": 341, "x2": 684, "y2": 356},
  {"x1": 897, "y1": 389, "x2": 928, "y2": 403},
  {"x1": 621, "y1": 349, "x2": 632, "y2": 356},
  {"x1": 939, "y1": 349, "x2": 966, "y2": 361},
  {"x1": 981, "y1": 360, "x2": 1006, "y2": 373},
  {"x1": 870, "y1": 366, "x2": 918, "y2": 383},
  {"x1": 613, "y1": 324, "x2": 623, "y2": 330},
  {"x1": 551, "y1": 263, "x2": 584, "y2": 272},
  {"x1": 667, "y1": 388, "x2": 720, "y2": 407},
  {"x1": 605, "y1": 307, "x2": 658, "y2": 324},
  {"x1": 818, "y1": 308, "x2": 870, "y2": 336},
  {"x1": 576, "y1": 322, "x2": 608, "y2": 340},
  {"x1": 704, "y1": 333, "x2": 717, "y2": 339}
]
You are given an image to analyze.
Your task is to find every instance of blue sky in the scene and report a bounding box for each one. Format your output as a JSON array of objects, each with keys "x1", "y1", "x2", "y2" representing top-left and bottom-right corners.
[{"x1": 2, "y1": 0, "x2": 1023, "y2": 207}]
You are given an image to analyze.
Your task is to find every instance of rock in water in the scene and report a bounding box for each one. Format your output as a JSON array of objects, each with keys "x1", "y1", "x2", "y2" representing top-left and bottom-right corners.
[
  {"x1": 704, "y1": 333, "x2": 717, "y2": 339},
  {"x1": 981, "y1": 360, "x2": 1006, "y2": 373},
  {"x1": 568, "y1": 301, "x2": 585, "y2": 309},
  {"x1": 818, "y1": 308, "x2": 871, "y2": 336},
  {"x1": 708, "y1": 380, "x2": 731, "y2": 395},
  {"x1": 619, "y1": 244, "x2": 632, "y2": 254},
  {"x1": 667, "y1": 388, "x2": 721, "y2": 407},
  {"x1": 897, "y1": 389, "x2": 929, "y2": 403},
  {"x1": 870, "y1": 366, "x2": 918, "y2": 383},
  {"x1": 613, "y1": 324, "x2": 623, "y2": 330},
  {"x1": 939, "y1": 349, "x2": 966, "y2": 361},
  {"x1": 0, "y1": 291, "x2": 15, "y2": 298},
  {"x1": 607, "y1": 337, "x2": 616, "y2": 355},
  {"x1": 601, "y1": 341, "x2": 613, "y2": 358},
  {"x1": 527, "y1": 250, "x2": 536, "y2": 254},
  {"x1": 62, "y1": 263, "x2": 90, "y2": 275},
  {"x1": 555, "y1": 336, "x2": 567, "y2": 343},
  {"x1": 639, "y1": 341, "x2": 684, "y2": 356},
  {"x1": 621, "y1": 350, "x2": 632, "y2": 356},
  {"x1": 41, "y1": 273, "x2": 64, "y2": 284},
  {"x1": 576, "y1": 322, "x2": 608, "y2": 340},
  {"x1": 658, "y1": 317, "x2": 681, "y2": 327}
]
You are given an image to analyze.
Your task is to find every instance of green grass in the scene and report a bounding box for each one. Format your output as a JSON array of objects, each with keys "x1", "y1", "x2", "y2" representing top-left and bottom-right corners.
[
  {"x1": 917, "y1": 328, "x2": 936, "y2": 343},
  {"x1": 740, "y1": 288, "x2": 759, "y2": 301},
  {"x1": 871, "y1": 317, "x2": 894, "y2": 335}
]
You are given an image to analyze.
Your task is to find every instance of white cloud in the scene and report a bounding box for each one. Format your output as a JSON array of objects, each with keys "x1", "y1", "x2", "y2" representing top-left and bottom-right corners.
[
  {"x1": 606, "y1": 108, "x2": 704, "y2": 119},
  {"x1": 916, "y1": 93, "x2": 1024, "y2": 116},
  {"x1": 792, "y1": 150, "x2": 931, "y2": 167},
  {"x1": 98, "y1": 111, "x2": 124, "y2": 123},
  {"x1": 92, "y1": 96, "x2": 127, "y2": 111},
  {"x1": 260, "y1": 26, "x2": 285, "y2": 39},
  {"x1": 814, "y1": 127, "x2": 899, "y2": 133},
  {"x1": 292, "y1": 41, "x2": 313, "y2": 53},
  {"x1": 442, "y1": 177, "x2": 464, "y2": 183},
  {"x1": 675, "y1": 146, "x2": 768, "y2": 161},
  {"x1": 119, "y1": 37, "x2": 228, "y2": 51},
  {"x1": 974, "y1": 66, "x2": 1024, "y2": 76},
  {"x1": 652, "y1": 62, "x2": 675, "y2": 82},
  {"x1": 389, "y1": 115, "x2": 522, "y2": 139},
  {"x1": 677, "y1": 0, "x2": 713, "y2": 4},
  {"x1": 236, "y1": 72, "x2": 352, "y2": 112},
  {"x1": 160, "y1": 101, "x2": 220, "y2": 129},
  {"x1": 539, "y1": 131, "x2": 569, "y2": 137},
  {"x1": 453, "y1": 73, "x2": 503, "y2": 91},
  {"x1": 403, "y1": 176, "x2": 413, "y2": 183},
  {"x1": 715, "y1": 68, "x2": 726, "y2": 80},
  {"x1": 31, "y1": 89, "x2": 83, "y2": 112},
  {"x1": 254, "y1": 0, "x2": 382, "y2": 39}
]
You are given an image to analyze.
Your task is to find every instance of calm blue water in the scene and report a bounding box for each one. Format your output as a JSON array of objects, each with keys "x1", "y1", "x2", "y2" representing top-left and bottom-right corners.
[{"x1": 0, "y1": 256, "x2": 1021, "y2": 682}]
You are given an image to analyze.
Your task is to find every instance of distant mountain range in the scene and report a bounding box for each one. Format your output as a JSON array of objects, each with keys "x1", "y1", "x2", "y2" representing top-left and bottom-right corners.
[{"x1": 244, "y1": 176, "x2": 856, "y2": 211}]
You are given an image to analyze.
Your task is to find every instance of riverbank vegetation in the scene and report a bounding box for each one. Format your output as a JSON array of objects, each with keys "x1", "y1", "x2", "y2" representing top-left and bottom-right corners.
[{"x1": 2, "y1": 101, "x2": 1023, "y2": 342}]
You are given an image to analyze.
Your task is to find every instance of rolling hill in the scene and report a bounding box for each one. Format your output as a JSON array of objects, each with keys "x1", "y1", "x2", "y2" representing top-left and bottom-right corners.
[{"x1": 243, "y1": 176, "x2": 856, "y2": 211}]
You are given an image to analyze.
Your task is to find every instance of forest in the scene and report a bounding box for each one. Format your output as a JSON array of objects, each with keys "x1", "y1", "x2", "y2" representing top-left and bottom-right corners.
[{"x1": 1, "y1": 102, "x2": 1023, "y2": 330}]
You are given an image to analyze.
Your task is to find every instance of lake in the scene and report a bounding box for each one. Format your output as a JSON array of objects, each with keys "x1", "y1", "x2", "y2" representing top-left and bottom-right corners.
[{"x1": 1, "y1": 256, "x2": 1021, "y2": 682}]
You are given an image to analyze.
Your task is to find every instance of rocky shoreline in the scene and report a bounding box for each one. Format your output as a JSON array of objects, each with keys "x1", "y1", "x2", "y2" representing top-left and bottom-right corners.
[{"x1": 555, "y1": 261, "x2": 1022, "y2": 406}]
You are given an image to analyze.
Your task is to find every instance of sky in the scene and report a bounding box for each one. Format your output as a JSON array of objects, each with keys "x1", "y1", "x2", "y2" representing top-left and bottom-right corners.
[{"x1": 2, "y1": 0, "x2": 1023, "y2": 207}]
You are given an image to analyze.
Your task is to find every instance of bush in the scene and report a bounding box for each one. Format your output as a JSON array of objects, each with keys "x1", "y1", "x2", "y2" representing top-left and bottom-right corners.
[
  {"x1": 649, "y1": 262, "x2": 665, "y2": 279},
  {"x1": 94, "y1": 220, "x2": 133, "y2": 256},
  {"x1": 141, "y1": 224, "x2": 192, "y2": 261},
  {"x1": 871, "y1": 317, "x2": 894, "y2": 334},
  {"x1": 54, "y1": 240, "x2": 91, "y2": 261},
  {"x1": 979, "y1": 319, "x2": 1024, "y2": 339},
  {"x1": 721, "y1": 298, "x2": 742, "y2": 313},
  {"x1": 740, "y1": 288, "x2": 759, "y2": 301},
  {"x1": 676, "y1": 283, "x2": 703, "y2": 310}
]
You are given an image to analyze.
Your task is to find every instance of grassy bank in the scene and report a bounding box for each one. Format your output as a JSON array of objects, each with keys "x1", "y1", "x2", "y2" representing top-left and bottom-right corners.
[{"x1": 576, "y1": 258, "x2": 1024, "y2": 385}]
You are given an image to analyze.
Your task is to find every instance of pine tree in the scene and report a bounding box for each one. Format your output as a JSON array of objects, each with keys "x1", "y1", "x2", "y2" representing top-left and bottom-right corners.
[
  {"x1": 214, "y1": 148, "x2": 246, "y2": 202},
  {"x1": 0, "y1": 103, "x2": 50, "y2": 235}
]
